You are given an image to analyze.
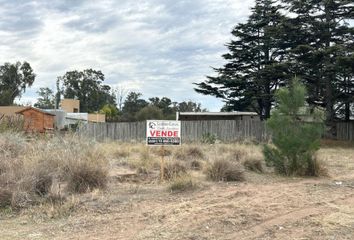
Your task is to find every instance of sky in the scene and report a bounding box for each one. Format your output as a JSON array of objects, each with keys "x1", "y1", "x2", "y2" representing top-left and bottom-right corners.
[{"x1": 0, "y1": 0, "x2": 255, "y2": 111}]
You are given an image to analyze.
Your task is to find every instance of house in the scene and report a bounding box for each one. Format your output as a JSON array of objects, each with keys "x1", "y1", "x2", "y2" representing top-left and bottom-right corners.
[
  {"x1": 176, "y1": 112, "x2": 258, "y2": 121},
  {"x1": 16, "y1": 107, "x2": 55, "y2": 133},
  {"x1": 60, "y1": 99, "x2": 106, "y2": 124},
  {"x1": 0, "y1": 106, "x2": 26, "y2": 117},
  {"x1": 60, "y1": 99, "x2": 80, "y2": 113}
]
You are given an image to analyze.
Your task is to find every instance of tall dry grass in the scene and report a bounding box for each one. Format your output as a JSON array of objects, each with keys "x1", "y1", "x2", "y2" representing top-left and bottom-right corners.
[{"x1": 0, "y1": 132, "x2": 109, "y2": 209}]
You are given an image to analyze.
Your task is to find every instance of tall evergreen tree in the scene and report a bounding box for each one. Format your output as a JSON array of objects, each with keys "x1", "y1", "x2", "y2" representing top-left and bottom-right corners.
[
  {"x1": 195, "y1": 0, "x2": 290, "y2": 120},
  {"x1": 282, "y1": 0, "x2": 354, "y2": 124}
]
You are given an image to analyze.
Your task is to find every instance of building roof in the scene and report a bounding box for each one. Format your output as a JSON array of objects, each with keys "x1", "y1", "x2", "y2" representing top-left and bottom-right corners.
[
  {"x1": 16, "y1": 107, "x2": 56, "y2": 116},
  {"x1": 178, "y1": 111, "x2": 258, "y2": 116}
]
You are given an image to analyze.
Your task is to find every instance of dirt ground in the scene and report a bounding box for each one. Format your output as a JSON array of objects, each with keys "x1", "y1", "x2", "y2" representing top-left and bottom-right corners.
[{"x1": 1, "y1": 145, "x2": 354, "y2": 240}]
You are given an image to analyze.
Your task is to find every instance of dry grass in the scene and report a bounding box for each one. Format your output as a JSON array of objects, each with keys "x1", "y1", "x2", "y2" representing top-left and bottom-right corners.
[
  {"x1": 190, "y1": 159, "x2": 203, "y2": 170},
  {"x1": 127, "y1": 147, "x2": 159, "y2": 173},
  {"x1": 0, "y1": 138, "x2": 354, "y2": 239},
  {"x1": 205, "y1": 158, "x2": 245, "y2": 182},
  {"x1": 164, "y1": 161, "x2": 187, "y2": 180},
  {"x1": 243, "y1": 157, "x2": 264, "y2": 173},
  {"x1": 173, "y1": 145, "x2": 204, "y2": 161},
  {"x1": 151, "y1": 147, "x2": 172, "y2": 157},
  {"x1": 0, "y1": 133, "x2": 109, "y2": 209},
  {"x1": 168, "y1": 174, "x2": 199, "y2": 192},
  {"x1": 318, "y1": 204, "x2": 354, "y2": 231},
  {"x1": 0, "y1": 132, "x2": 26, "y2": 159},
  {"x1": 67, "y1": 164, "x2": 108, "y2": 193},
  {"x1": 312, "y1": 155, "x2": 329, "y2": 177},
  {"x1": 0, "y1": 189, "x2": 12, "y2": 208}
]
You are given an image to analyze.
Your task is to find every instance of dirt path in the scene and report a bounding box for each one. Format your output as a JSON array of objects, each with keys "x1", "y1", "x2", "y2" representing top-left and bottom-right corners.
[
  {"x1": 227, "y1": 193, "x2": 354, "y2": 240},
  {"x1": 1, "y1": 177, "x2": 354, "y2": 240}
]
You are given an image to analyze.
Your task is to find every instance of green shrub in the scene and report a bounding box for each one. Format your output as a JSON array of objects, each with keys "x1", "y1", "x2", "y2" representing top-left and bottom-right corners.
[
  {"x1": 263, "y1": 78, "x2": 324, "y2": 176},
  {"x1": 201, "y1": 133, "x2": 217, "y2": 144}
]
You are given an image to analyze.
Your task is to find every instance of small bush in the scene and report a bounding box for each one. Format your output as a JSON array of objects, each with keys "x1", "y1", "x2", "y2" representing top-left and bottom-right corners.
[
  {"x1": 164, "y1": 161, "x2": 187, "y2": 180},
  {"x1": 11, "y1": 191, "x2": 33, "y2": 209},
  {"x1": 0, "y1": 189, "x2": 12, "y2": 208},
  {"x1": 33, "y1": 173, "x2": 53, "y2": 196},
  {"x1": 114, "y1": 149, "x2": 130, "y2": 159},
  {"x1": 205, "y1": 159, "x2": 245, "y2": 182},
  {"x1": 229, "y1": 148, "x2": 248, "y2": 162},
  {"x1": 0, "y1": 132, "x2": 26, "y2": 158},
  {"x1": 201, "y1": 133, "x2": 217, "y2": 144},
  {"x1": 243, "y1": 157, "x2": 264, "y2": 173},
  {"x1": 190, "y1": 159, "x2": 203, "y2": 170},
  {"x1": 168, "y1": 174, "x2": 198, "y2": 192},
  {"x1": 0, "y1": 116, "x2": 24, "y2": 133},
  {"x1": 310, "y1": 156, "x2": 328, "y2": 177},
  {"x1": 174, "y1": 146, "x2": 204, "y2": 161},
  {"x1": 186, "y1": 147, "x2": 204, "y2": 159},
  {"x1": 67, "y1": 165, "x2": 108, "y2": 193},
  {"x1": 129, "y1": 147, "x2": 158, "y2": 172},
  {"x1": 263, "y1": 79, "x2": 324, "y2": 176}
]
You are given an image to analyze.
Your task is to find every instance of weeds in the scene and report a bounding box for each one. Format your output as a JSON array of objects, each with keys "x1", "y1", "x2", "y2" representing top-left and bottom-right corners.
[
  {"x1": 243, "y1": 157, "x2": 264, "y2": 173},
  {"x1": 201, "y1": 133, "x2": 217, "y2": 144},
  {"x1": 0, "y1": 133, "x2": 109, "y2": 209},
  {"x1": 205, "y1": 159, "x2": 245, "y2": 182},
  {"x1": 174, "y1": 146, "x2": 204, "y2": 161},
  {"x1": 164, "y1": 161, "x2": 187, "y2": 180},
  {"x1": 0, "y1": 189, "x2": 12, "y2": 208},
  {"x1": 67, "y1": 165, "x2": 108, "y2": 193},
  {"x1": 168, "y1": 174, "x2": 198, "y2": 192}
]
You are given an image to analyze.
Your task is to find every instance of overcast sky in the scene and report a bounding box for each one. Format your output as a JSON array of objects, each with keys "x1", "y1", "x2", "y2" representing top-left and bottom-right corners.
[{"x1": 0, "y1": 0, "x2": 255, "y2": 111}]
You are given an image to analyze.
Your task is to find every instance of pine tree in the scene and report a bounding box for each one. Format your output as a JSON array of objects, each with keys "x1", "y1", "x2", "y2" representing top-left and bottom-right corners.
[
  {"x1": 282, "y1": 0, "x2": 354, "y2": 125},
  {"x1": 195, "y1": 0, "x2": 290, "y2": 120},
  {"x1": 263, "y1": 78, "x2": 324, "y2": 176}
]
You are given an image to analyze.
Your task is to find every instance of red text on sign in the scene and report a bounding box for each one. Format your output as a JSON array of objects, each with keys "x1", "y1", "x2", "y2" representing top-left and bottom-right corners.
[{"x1": 149, "y1": 130, "x2": 178, "y2": 137}]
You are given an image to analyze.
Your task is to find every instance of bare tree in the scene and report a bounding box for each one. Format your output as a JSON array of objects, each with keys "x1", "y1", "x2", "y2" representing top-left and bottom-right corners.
[{"x1": 113, "y1": 85, "x2": 129, "y2": 111}]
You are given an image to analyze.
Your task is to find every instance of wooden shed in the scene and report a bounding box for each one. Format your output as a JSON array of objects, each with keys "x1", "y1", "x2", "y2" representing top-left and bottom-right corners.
[{"x1": 16, "y1": 107, "x2": 55, "y2": 133}]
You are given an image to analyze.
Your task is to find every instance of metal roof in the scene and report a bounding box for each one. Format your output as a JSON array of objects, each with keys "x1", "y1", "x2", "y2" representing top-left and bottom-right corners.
[
  {"x1": 16, "y1": 107, "x2": 56, "y2": 116},
  {"x1": 178, "y1": 111, "x2": 258, "y2": 116}
]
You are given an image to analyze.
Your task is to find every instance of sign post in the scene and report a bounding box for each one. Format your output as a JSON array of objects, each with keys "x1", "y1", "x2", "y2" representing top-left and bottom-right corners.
[{"x1": 146, "y1": 120, "x2": 181, "y2": 182}]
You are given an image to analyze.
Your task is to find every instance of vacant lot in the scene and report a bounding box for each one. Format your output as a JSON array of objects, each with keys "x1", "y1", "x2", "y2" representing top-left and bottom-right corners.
[{"x1": 1, "y1": 137, "x2": 354, "y2": 240}]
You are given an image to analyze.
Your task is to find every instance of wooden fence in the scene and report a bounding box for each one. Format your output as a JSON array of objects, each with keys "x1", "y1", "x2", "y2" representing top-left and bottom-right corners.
[
  {"x1": 336, "y1": 122, "x2": 354, "y2": 142},
  {"x1": 78, "y1": 119, "x2": 269, "y2": 142},
  {"x1": 77, "y1": 120, "x2": 354, "y2": 142}
]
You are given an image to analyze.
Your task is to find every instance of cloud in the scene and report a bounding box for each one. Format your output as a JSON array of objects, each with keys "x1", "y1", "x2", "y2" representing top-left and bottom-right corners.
[{"x1": 0, "y1": 0, "x2": 254, "y2": 111}]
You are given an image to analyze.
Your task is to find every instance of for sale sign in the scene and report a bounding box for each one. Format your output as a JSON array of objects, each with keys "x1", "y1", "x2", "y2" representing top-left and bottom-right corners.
[{"x1": 146, "y1": 120, "x2": 181, "y2": 146}]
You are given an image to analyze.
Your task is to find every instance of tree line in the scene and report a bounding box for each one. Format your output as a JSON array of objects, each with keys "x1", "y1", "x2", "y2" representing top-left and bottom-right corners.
[
  {"x1": 1, "y1": 0, "x2": 352, "y2": 126},
  {"x1": 195, "y1": 0, "x2": 354, "y2": 124},
  {"x1": 0, "y1": 64, "x2": 205, "y2": 122}
]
